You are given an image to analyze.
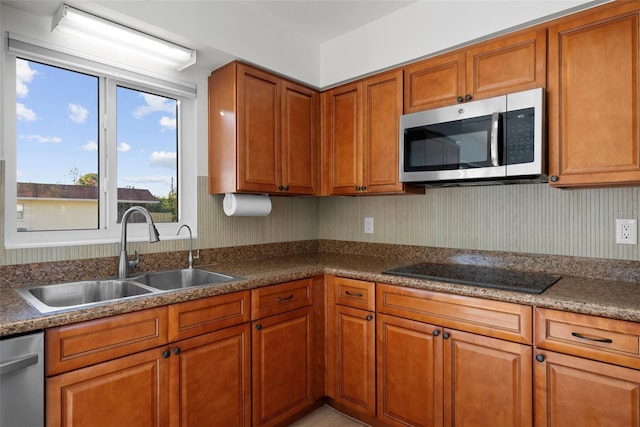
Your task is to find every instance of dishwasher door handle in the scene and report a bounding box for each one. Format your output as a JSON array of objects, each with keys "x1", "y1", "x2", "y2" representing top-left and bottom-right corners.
[{"x1": 0, "y1": 353, "x2": 39, "y2": 376}]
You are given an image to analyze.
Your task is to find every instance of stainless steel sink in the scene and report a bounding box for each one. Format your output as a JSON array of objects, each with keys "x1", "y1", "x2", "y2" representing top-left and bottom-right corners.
[
  {"x1": 132, "y1": 269, "x2": 239, "y2": 290},
  {"x1": 16, "y1": 280, "x2": 155, "y2": 313}
]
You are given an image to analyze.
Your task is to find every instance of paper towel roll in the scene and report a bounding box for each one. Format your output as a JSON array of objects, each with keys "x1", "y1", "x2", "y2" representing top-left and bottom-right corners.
[{"x1": 223, "y1": 193, "x2": 272, "y2": 216}]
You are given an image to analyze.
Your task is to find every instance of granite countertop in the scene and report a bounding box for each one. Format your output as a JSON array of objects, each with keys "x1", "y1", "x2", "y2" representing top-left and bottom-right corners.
[{"x1": 2, "y1": 253, "x2": 639, "y2": 337}]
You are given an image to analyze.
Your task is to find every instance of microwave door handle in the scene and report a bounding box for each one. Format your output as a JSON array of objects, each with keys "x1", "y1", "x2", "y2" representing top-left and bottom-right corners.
[{"x1": 490, "y1": 112, "x2": 500, "y2": 167}]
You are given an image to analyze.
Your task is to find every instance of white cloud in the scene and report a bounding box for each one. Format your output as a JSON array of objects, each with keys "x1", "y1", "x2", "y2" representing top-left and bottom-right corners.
[
  {"x1": 118, "y1": 142, "x2": 131, "y2": 152},
  {"x1": 16, "y1": 103, "x2": 37, "y2": 121},
  {"x1": 82, "y1": 141, "x2": 98, "y2": 151},
  {"x1": 159, "y1": 116, "x2": 176, "y2": 130},
  {"x1": 16, "y1": 59, "x2": 38, "y2": 98},
  {"x1": 20, "y1": 134, "x2": 62, "y2": 144},
  {"x1": 68, "y1": 103, "x2": 89, "y2": 123},
  {"x1": 123, "y1": 175, "x2": 172, "y2": 185},
  {"x1": 134, "y1": 93, "x2": 175, "y2": 119},
  {"x1": 149, "y1": 151, "x2": 176, "y2": 168}
]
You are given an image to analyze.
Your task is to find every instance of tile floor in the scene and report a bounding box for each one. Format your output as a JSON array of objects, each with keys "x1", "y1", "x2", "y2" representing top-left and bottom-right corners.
[{"x1": 288, "y1": 405, "x2": 369, "y2": 427}]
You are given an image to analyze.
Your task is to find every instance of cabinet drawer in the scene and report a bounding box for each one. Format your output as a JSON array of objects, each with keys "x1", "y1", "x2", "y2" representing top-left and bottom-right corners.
[
  {"x1": 535, "y1": 308, "x2": 640, "y2": 369},
  {"x1": 169, "y1": 291, "x2": 250, "y2": 342},
  {"x1": 251, "y1": 278, "x2": 313, "y2": 320},
  {"x1": 46, "y1": 306, "x2": 168, "y2": 376},
  {"x1": 334, "y1": 277, "x2": 375, "y2": 311},
  {"x1": 376, "y1": 283, "x2": 532, "y2": 344}
]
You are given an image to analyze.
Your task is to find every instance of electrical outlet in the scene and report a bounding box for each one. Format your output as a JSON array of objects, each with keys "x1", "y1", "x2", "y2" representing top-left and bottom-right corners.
[
  {"x1": 364, "y1": 217, "x2": 374, "y2": 234},
  {"x1": 616, "y1": 219, "x2": 637, "y2": 245}
]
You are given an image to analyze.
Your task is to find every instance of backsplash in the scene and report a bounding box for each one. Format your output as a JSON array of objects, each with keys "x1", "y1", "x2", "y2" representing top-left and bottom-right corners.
[
  {"x1": 318, "y1": 184, "x2": 640, "y2": 261},
  {"x1": 1, "y1": 162, "x2": 638, "y2": 265},
  {"x1": 0, "y1": 171, "x2": 319, "y2": 266}
]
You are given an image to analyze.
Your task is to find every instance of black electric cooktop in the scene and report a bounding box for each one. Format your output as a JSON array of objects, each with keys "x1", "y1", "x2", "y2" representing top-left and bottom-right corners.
[{"x1": 383, "y1": 262, "x2": 561, "y2": 294}]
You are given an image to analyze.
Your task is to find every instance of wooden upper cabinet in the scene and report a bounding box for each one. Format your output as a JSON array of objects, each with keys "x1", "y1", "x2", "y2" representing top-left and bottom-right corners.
[
  {"x1": 282, "y1": 81, "x2": 319, "y2": 194},
  {"x1": 404, "y1": 27, "x2": 546, "y2": 112},
  {"x1": 321, "y1": 82, "x2": 361, "y2": 195},
  {"x1": 208, "y1": 61, "x2": 319, "y2": 195},
  {"x1": 547, "y1": 2, "x2": 640, "y2": 187},
  {"x1": 322, "y1": 69, "x2": 421, "y2": 195},
  {"x1": 404, "y1": 50, "x2": 466, "y2": 112}
]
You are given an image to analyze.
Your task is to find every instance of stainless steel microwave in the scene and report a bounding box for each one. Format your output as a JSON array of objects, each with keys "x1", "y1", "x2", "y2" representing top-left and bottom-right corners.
[{"x1": 399, "y1": 88, "x2": 546, "y2": 186}]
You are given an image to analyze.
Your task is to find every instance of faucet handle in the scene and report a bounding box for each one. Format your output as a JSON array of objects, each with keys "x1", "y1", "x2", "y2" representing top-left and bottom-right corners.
[{"x1": 128, "y1": 249, "x2": 140, "y2": 270}]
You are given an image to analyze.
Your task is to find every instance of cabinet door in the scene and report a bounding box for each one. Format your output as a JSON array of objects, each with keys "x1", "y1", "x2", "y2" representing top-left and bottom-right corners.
[
  {"x1": 404, "y1": 51, "x2": 466, "y2": 112},
  {"x1": 548, "y1": 3, "x2": 640, "y2": 187},
  {"x1": 535, "y1": 350, "x2": 640, "y2": 427},
  {"x1": 281, "y1": 81, "x2": 319, "y2": 194},
  {"x1": 363, "y1": 69, "x2": 405, "y2": 193},
  {"x1": 443, "y1": 329, "x2": 532, "y2": 427},
  {"x1": 321, "y1": 82, "x2": 363, "y2": 195},
  {"x1": 252, "y1": 306, "x2": 314, "y2": 427},
  {"x1": 237, "y1": 64, "x2": 281, "y2": 193},
  {"x1": 331, "y1": 304, "x2": 376, "y2": 417},
  {"x1": 377, "y1": 314, "x2": 443, "y2": 427},
  {"x1": 46, "y1": 346, "x2": 170, "y2": 427},
  {"x1": 170, "y1": 323, "x2": 251, "y2": 427},
  {"x1": 466, "y1": 28, "x2": 546, "y2": 100}
]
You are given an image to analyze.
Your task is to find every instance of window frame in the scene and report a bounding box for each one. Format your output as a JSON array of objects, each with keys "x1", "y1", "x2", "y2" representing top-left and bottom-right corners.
[{"x1": 4, "y1": 34, "x2": 197, "y2": 249}]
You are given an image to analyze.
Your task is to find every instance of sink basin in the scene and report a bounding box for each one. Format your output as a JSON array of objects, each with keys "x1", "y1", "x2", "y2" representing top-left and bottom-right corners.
[
  {"x1": 16, "y1": 280, "x2": 154, "y2": 313},
  {"x1": 133, "y1": 269, "x2": 239, "y2": 290}
]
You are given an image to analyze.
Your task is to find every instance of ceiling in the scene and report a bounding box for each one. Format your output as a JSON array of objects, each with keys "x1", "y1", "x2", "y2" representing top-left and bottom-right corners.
[
  {"x1": 1, "y1": 0, "x2": 605, "y2": 87},
  {"x1": 1, "y1": 0, "x2": 417, "y2": 44}
]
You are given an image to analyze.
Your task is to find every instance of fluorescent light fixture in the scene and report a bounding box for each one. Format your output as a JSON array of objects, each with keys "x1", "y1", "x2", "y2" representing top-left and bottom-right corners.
[{"x1": 52, "y1": 3, "x2": 196, "y2": 71}]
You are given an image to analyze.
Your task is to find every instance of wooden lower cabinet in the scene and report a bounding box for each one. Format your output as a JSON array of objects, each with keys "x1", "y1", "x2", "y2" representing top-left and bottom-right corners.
[
  {"x1": 46, "y1": 346, "x2": 170, "y2": 427},
  {"x1": 377, "y1": 314, "x2": 443, "y2": 427},
  {"x1": 444, "y1": 329, "x2": 532, "y2": 427},
  {"x1": 377, "y1": 314, "x2": 532, "y2": 427},
  {"x1": 331, "y1": 304, "x2": 376, "y2": 417},
  {"x1": 534, "y1": 350, "x2": 640, "y2": 427},
  {"x1": 47, "y1": 323, "x2": 251, "y2": 427},
  {"x1": 171, "y1": 323, "x2": 251, "y2": 427},
  {"x1": 252, "y1": 306, "x2": 315, "y2": 427}
]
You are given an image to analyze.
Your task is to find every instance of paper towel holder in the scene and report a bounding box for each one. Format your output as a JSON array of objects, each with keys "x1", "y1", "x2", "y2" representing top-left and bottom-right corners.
[{"x1": 223, "y1": 193, "x2": 272, "y2": 217}]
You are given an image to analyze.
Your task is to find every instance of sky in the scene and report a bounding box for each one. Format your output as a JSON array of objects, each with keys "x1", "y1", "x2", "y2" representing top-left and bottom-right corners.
[{"x1": 15, "y1": 58, "x2": 178, "y2": 198}]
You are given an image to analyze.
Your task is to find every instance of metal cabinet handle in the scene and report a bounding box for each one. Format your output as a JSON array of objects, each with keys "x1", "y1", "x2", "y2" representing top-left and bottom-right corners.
[
  {"x1": 172, "y1": 347, "x2": 181, "y2": 356},
  {"x1": 0, "y1": 353, "x2": 38, "y2": 375},
  {"x1": 571, "y1": 332, "x2": 613, "y2": 344},
  {"x1": 457, "y1": 96, "x2": 464, "y2": 103},
  {"x1": 443, "y1": 332, "x2": 450, "y2": 339},
  {"x1": 365, "y1": 315, "x2": 373, "y2": 321},
  {"x1": 465, "y1": 94, "x2": 472, "y2": 101},
  {"x1": 345, "y1": 291, "x2": 363, "y2": 297},
  {"x1": 550, "y1": 175, "x2": 559, "y2": 182},
  {"x1": 275, "y1": 295, "x2": 294, "y2": 302},
  {"x1": 256, "y1": 324, "x2": 263, "y2": 331},
  {"x1": 162, "y1": 350, "x2": 171, "y2": 359},
  {"x1": 433, "y1": 330, "x2": 440, "y2": 337},
  {"x1": 536, "y1": 354, "x2": 545, "y2": 362}
]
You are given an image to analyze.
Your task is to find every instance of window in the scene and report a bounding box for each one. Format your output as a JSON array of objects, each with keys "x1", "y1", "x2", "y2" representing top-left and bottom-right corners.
[{"x1": 5, "y1": 36, "x2": 197, "y2": 248}]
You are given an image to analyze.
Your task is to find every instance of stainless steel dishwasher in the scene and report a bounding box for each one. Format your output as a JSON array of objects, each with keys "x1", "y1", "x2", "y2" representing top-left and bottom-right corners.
[{"x1": 0, "y1": 331, "x2": 44, "y2": 427}]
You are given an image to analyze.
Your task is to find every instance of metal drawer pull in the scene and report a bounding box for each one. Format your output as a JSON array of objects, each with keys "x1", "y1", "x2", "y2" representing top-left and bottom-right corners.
[
  {"x1": 275, "y1": 295, "x2": 294, "y2": 302},
  {"x1": 571, "y1": 332, "x2": 613, "y2": 344},
  {"x1": 0, "y1": 353, "x2": 38, "y2": 375},
  {"x1": 345, "y1": 291, "x2": 363, "y2": 297}
]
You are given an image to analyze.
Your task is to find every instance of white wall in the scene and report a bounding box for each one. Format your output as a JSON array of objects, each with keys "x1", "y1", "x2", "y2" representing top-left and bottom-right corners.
[{"x1": 319, "y1": 0, "x2": 608, "y2": 87}]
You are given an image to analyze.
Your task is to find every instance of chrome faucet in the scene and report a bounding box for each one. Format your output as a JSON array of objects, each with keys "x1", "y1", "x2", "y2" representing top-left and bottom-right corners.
[
  {"x1": 118, "y1": 206, "x2": 160, "y2": 279},
  {"x1": 177, "y1": 224, "x2": 198, "y2": 269}
]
